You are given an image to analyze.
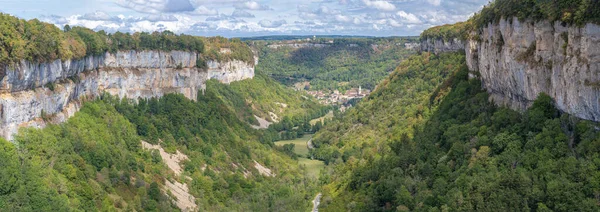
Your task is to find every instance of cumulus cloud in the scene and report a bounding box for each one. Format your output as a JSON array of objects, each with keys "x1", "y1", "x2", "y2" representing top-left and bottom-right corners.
[
  {"x1": 189, "y1": 5, "x2": 218, "y2": 16},
  {"x1": 231, "y1": 9, "x2": 255, "y2": 18},
  {"x1": 80, "y1": 11, "x2": 120, "y2": 21},
  {"x1": 427, "y1": 0, "x2": 442, "y2": 6},
  {"x1": 396, "y1": 11, "x2": 421, "y2": 24},
  {"x1": 116, "y1": 0, "x2": 194, "y2": 13},
  {"x1": 39, "y1": 15, "x2": 68, "y2": 25},
  {"x1": 259, "y1": 19, "x2": 286, "y2": 28},
  {"x1": 362, "y1": 0, "x2": 396, "y2": 11},
  {"x1": 31, "y1": 0, "x2": 490, "y2": 37},
  {"x1": 236, "y1": 1, "x2": 271, "y2": 10},
  {"x1": 142, "y1": 14, "x2": 179, "y2": 22}
]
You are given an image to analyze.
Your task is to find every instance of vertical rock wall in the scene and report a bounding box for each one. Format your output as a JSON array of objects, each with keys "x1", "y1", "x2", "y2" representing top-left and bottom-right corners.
[{"x1": 0, "y1": 50, "x2": 255, "y2": 140}]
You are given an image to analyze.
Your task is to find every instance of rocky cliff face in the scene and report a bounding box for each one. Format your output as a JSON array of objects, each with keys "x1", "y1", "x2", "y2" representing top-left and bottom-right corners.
[
  {"x1": 421, "y1": 18, "x2": 600, "y2": 122},
  {"x1": 466, "y1": 18, "x2": 600, "y2": 122},
  {"x1": 0, "y1": 50, "x2": 255, "y2": 140},
  {"x1": 420, "y1": 38, "x2": 465, "y2": 54}
]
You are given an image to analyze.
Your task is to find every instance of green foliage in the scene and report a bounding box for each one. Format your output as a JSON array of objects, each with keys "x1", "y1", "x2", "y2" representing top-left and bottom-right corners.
[
  {"x1": 255, "y1": 37, "x2": 415, "y2": 91},
  {"x1": 316, "y1": 53, "x2": 600, "y2": 211},
  {"x1": 203, "y1": 36, "x2": 254, "y2": 64},
  {"x1": 420, "y1": 0, "x2": 600, "y2": 42},
  {"x1": 420, "y1": 21, "x2": 470, "y2": 41},
  {"x1": 206, "y1": 72, "x2": 330, "y2": 142},
  {"x1": 0, "y1": 13, "x2": 254, "y2": 67},
  {"x1": 0, "y1": 101, "x2": 175, "y2": 211},
  {"x1": 471, "y1": 0, "x2": 600, "y2": 29},
  {"x1": 312, "y1": 52, "x2": 466, "y2": 165}
]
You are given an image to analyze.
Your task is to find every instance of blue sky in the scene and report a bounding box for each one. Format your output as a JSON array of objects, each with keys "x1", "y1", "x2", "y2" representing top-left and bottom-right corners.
[{"x1": 0, "y1": 0, "x2": 490, "y2": 37}]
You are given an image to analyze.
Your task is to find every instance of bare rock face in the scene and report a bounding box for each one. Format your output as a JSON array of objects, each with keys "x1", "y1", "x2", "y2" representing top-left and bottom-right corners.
[
  {"x1": 0, "y1": 50, "x2": 255, "y2": 140},
  {"x1": 420, "y1": 38, "x2": 465, "y2": 54},
  {"x1": 466, "y1": 18, "x2": 600, "y2": 121},
  {"x1": 419, "y1": 17, "x2": 600, "y2": 122}
]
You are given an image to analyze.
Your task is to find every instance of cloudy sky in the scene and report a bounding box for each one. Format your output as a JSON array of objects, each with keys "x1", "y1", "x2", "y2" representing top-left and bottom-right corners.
[{"x1": 0, "y1": 0, "x2": 490, "y2": 37}]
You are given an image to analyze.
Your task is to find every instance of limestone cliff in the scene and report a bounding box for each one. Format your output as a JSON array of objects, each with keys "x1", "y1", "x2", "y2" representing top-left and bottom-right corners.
[
  {"x1": 420, "y1": 38, "x2": 465, "y2": 54},
  {"x1": 466, "y1": 18, "x2": 600, "y2": 121},
  {"x1": 421, "y1": 18, "x2": 600, "y2": 122},
  {"x1": 0, "y1": 50, "x2": 255, "y2": 140}
]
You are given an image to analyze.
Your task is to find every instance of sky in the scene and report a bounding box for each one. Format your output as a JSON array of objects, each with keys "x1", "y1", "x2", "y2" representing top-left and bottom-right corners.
[{"x1": 0, "y1": 0, "x2": 490, "y2": 37}]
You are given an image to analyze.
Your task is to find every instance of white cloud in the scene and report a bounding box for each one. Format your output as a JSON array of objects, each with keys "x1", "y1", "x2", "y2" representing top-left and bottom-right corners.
[
  {"x1": 30, "y1": 0, "x2": 490, "y2": 37},
  {"x1": 396, "y1": 11, "x2": 421, "y2": 24},
  {"x1": 427, "y1": 0, "x2": 442, "y2": 6},
  {"x1": 259, "y1": 19, "x2": 286, "y2": 28},
  {"x1": 231, "y1": 9, "x2": 255, "y2": 18},
  {"x1": 237, "y1": 1, "x2": 271, "y2": 11},
  {"x1": 80, "y1": 11, "x2": 119, "y2": 21},
  {"x1": 116, "y1": 0, "x2": 195, "y2": 13},
  {"x1": 335, "y1": 14, "x2": 352, "y2": 23},
  {"x1": 362, "y1": 0, "x2": 396, "y2": 11},
  {"x1": 189, "y1": 5, "x2": 218, "y2": 16}
]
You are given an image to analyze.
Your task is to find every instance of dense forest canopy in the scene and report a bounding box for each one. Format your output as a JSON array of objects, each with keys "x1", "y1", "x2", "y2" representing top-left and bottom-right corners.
[
  {"x1": 313, "y1": 52, "x2": 600, "y2": 211},
  {"x1": 254, "y1": 37, "x2": 415, "y2": 91},
  {"x1": 0, "y1": 13, "x2": 253, "y2": 66},
  {"x1": 0, "y1": 76, "x2": 324, "y2": 211}
]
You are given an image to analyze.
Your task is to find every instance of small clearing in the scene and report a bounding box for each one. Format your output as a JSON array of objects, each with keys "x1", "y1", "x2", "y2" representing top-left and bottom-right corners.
[
  {"x1": 275, "y1": 135, "x2": 325, "y2": 178},
  {"x1": 275, "y1": 135, "x2": 312, "y2": 156}
]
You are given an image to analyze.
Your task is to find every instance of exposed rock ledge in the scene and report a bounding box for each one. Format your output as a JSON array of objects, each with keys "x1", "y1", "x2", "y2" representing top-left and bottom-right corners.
[
  {"x1": 422, "y1": 18, "x2": 600, "y2": 122},
  {"x1": 0, "y1": 50, "x2": 255, "y2": 140}
]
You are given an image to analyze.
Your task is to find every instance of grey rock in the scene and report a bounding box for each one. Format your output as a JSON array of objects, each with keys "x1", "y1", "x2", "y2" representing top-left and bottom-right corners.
[{"x1": 0, "y1": 50, "x2": 255, "y2": 140}]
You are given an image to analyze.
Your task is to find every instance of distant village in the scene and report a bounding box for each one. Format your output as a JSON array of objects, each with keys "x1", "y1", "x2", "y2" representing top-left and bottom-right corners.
[{"x1": 305, "y1": 86, "x2": 371, "y2": 109}]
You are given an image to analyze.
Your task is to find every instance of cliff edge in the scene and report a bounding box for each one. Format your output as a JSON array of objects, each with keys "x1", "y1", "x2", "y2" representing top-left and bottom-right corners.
[{"x1": 0, "y1": 50, "x2": 255, "y2": 140}]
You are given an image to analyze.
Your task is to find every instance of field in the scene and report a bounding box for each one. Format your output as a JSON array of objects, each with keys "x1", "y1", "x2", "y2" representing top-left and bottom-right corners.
[{"x1": 275, "y1": 134, "x2": 325, "y2": 178}]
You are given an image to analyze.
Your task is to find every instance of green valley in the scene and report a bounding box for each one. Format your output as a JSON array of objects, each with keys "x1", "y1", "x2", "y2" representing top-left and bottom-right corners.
[{"x1": 2, "y1": 0, "x2": 600, "y2": 211}]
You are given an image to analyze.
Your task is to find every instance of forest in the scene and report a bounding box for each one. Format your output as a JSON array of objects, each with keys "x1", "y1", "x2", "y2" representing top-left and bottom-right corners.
[
  {"x1": 0, "y1": 73, "x2": 325, "y2": 211},
  {"x1": 313, "y1": 53, "x2": 600, "y2": 211},
  {"x1": 0, "y1": 13, "x2": 253, "y2": 67},
  {"x1": 254, "y1": 37, "x2": 415, "y2": 92}
]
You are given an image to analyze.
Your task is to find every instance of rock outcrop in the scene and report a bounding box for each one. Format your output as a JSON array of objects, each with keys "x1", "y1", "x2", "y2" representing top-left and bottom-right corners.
[
  {"x1": 0, "y1": 50, "x2": 255, "y2": 140},
  {"x1": 420, "y1": 38, "x2": 465, "y2": 54},
  {"x1": 421, "y1": 18, "x2": 600, "y2": 122},
  {"x1": 466, "y1": 18, "x2": 600, "y2": 121}
]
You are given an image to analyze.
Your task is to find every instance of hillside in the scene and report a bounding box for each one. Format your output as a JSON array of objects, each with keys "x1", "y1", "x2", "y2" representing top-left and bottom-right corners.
[
  {"x1": 312, "y1": 0, "x2": 600, "y2": 211},
  {"x1": 314, "y1": 52, "x2": 600, "y2": 211},
  {"x1": 419, "y1": 0, "x2": 600, "y2": 122},
  {"x1": 0, "y1": 76, "x2": 324, "y2": 211},
  {"x1": 253, "y1": 37, "x2": 415, "y2": 92}
]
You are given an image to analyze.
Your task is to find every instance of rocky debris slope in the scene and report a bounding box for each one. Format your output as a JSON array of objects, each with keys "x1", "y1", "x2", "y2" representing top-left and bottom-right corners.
[{"x1": 0, "y1": 50, "x2": 255, "y2": 140}]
